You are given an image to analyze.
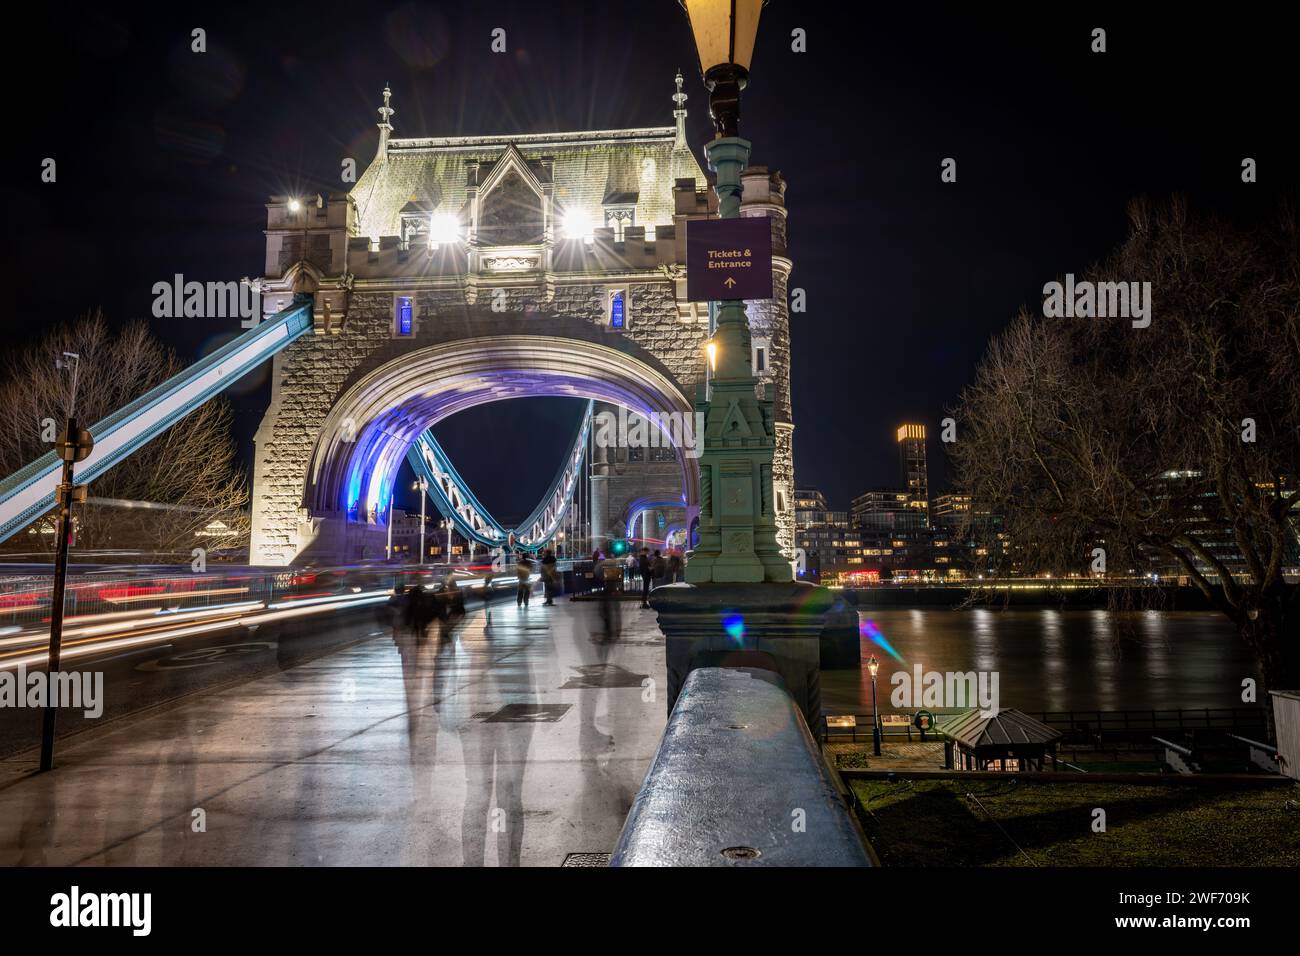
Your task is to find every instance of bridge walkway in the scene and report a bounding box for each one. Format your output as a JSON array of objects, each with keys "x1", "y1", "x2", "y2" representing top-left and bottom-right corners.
[{"x1": 0, "y1": 594, "x2": 666, "y2": 866}]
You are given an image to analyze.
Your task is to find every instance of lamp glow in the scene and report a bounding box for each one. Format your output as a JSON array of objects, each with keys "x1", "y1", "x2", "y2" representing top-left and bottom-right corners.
[
  {"x1": 287, "y1": 198, "x2": 302, "y2": 212},
  {"x1": 429, "y1": 213, "x2": 461, "y2": 244},
  {"x1": 681, "y1": 0, "x2": 763, "y2": 74},
  {"x1": 562, "y1": 209, "x2": 592, "y2": 240},
  {"x1": 705, "y1": 340, "x2": 717, "y2": 371}
]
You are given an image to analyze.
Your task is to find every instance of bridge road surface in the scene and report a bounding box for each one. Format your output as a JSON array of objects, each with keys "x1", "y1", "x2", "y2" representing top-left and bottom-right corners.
[{"x1": 0, "y1": 590, "x2": 667, "y2": 866}]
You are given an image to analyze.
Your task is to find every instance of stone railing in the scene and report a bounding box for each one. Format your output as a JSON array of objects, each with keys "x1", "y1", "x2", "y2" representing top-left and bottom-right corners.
[{"x1": 610, "y1": 666, "x2": 876, "y2": 866}]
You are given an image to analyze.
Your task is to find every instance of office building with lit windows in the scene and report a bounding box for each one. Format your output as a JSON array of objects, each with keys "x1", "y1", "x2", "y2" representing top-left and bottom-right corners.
[
  {"x1": 794, "y1": 487, "x2": 863, "y2": 581},
  {"x1": 896, "y1": 423, "x2": 930, "y2": 525}
]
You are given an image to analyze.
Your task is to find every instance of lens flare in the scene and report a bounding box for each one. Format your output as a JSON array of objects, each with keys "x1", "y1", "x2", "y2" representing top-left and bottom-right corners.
[
  {"x1": 861, "y1": 618, "x2": 905, "y2": 664},
  {"x1": 723, "y1": 613, "x2": 745, "y2": 642}
]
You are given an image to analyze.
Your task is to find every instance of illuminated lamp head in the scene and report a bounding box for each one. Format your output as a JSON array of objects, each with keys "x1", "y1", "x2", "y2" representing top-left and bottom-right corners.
[
  {"x1": 562, "y1": 209, "x2": 592, "y2": 240},
  {"x1": 429, "y1": 213, "x2": 461, "y2": 244}
]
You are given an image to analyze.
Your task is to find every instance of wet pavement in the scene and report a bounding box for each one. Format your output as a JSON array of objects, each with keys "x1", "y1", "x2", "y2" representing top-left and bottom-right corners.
[{"x1": 0, "y1": 593, "x2": 667, "y2": 866}]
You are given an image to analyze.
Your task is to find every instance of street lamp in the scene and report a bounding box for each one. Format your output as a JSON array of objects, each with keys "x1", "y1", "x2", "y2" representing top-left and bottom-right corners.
[
  {"x1": 679, "y1": 0, "x2": 764, "y2": 139},
  {"x1": 41, "y1": 353, "x2": 91, "y2": 772},
  {"x1": 867, "y1": 654, "x2": 881, "y2": 756},
  {"x1": 678, "y1": 0, "x2": 786, "y2": 586},
  {"x1": 412, "y1": 476, "x2": 428, "y2": 564}
]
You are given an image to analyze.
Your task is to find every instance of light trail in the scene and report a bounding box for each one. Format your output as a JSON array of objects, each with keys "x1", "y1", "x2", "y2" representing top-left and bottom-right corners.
[{"x1": 0, "y1": 590, "x2": 394, "y2": 672}]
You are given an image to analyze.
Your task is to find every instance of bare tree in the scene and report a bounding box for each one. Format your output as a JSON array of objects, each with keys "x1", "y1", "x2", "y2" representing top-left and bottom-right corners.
[
  {"x1": 951, "y1": 198, "x2": 1300, "y2": 697},
  {"x1": 0, "y1": 311, "x2": 250, "y2": 558}
]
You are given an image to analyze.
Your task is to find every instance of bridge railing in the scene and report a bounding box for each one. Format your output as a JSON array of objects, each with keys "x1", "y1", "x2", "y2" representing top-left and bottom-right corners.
[
  {"x1": 611, "y1": 666, "x2": 876, "y2": 867},
  {"x1": 0, "y1": 300, "x2": 314, "y2": 543}
]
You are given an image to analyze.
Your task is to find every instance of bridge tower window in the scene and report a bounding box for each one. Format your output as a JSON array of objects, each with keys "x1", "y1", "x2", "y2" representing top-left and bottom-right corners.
[
  {"x1": 608, "y1": 289, "x2": 627, "y2": 330},
  {"x1": 395, "y1": 295, "x2": 415, "y2": 336}
]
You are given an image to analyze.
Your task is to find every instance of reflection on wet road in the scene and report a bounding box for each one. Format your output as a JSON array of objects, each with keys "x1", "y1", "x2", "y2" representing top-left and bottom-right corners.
[{"x1": 0, "y1": 594, "x2": 667, "y2": 866}]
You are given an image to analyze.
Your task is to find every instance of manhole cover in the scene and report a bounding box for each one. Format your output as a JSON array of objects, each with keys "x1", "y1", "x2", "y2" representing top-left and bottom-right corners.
[
  {"x1": 561, "y1": 852, "x2": 611, "y2": 867},
  {"x1": 721, "y1": 846, "x2": 761, "y2": 861}
]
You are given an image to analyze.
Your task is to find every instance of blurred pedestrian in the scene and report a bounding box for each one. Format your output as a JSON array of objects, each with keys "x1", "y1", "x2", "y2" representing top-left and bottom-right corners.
[
  {"x1": 597, "y1": 552, "x2": 624, "y2": 640},
  {"x1": 515, "y1": 553, "x2": 534, "y2": 608},
  {"x1": 437, "y1": 570, "x2": 465, "y2": 640},
  {"x1": 637, "y1": 547, "x2": 653, "y2": 608},
  {"x1": 540, "y1": 549, "x2": 558, "y2": 606}
]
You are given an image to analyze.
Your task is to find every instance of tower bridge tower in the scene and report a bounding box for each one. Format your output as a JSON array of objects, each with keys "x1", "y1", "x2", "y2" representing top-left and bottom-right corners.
[{"x1": 250, "y1": 78, "x2": 796, "y2": 566}]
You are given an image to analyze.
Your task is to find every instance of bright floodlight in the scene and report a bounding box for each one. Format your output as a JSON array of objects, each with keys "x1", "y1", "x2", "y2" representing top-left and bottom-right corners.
[
  {"x1": 429, "y1": 213, "x2": 460, "y2": 243},
  {"x1": 562, "y1": 209, "x2": 592, "y2": 239},
  {"x1": 287, "y1": 198, "x2": 302, "y2": 212}
]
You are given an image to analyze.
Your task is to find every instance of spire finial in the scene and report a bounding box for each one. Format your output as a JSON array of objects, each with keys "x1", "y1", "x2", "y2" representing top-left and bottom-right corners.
[
  {"x1": 376, "y1": 85, "x2": 395, "y2": 161},
  {"x1": 672, "y1": 69, "x2": 688, "y2": 149}
]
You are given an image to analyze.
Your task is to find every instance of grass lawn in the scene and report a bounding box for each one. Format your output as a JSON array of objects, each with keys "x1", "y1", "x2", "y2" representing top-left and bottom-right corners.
[{"x1": 849, "y1": 777, "x2": 1300, "y2": 866}]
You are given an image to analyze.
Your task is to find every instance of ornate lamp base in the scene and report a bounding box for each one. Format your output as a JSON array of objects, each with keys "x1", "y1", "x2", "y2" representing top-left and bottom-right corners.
[{"x1": 649, "y1": 580, "x2": 835, "y2": 727}]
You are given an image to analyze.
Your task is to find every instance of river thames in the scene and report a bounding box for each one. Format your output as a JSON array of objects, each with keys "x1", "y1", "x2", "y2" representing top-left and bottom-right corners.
[{"x1": 822, "y1": 609, "x2": 1260, "y2": 714}]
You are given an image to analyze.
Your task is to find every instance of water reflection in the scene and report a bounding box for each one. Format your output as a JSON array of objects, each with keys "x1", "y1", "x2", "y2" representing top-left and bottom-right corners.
[{"x1": 823, "y1": 608, "x2": 1257, "y2": 713}]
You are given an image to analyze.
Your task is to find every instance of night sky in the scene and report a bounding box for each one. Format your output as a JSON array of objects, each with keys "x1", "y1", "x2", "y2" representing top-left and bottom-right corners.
[{"x1": 7, "y1": 3, "x2": 1294, "y2": 518}]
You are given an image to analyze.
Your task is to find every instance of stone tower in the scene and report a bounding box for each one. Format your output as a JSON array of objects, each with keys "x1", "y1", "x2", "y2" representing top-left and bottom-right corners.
[{"x1": 248, "y1": 79, "x2": 796, "y2": 566}]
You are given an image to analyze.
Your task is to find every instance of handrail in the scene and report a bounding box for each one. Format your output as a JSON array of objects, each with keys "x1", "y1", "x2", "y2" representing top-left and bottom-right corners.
[
  {"x1": 0, "y1": 299, "x2": 314, "y2": 542},
  {"x1": 612, "y1": 666, "x2": 875, "y2": 867}
]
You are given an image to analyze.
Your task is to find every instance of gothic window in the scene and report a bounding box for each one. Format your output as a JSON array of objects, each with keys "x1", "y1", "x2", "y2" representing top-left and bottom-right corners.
[
  {"x1": 604, "y1": 206, "x2": 635, "y2": 240},
  {"x1": 752, "y1": 336, "x2": 771, "y2": 374},
  {"x1": 395, "y1": 295, "x2": 415, "y2": 336},
  {"x1": 477, "y1": 170, "x2": 544, "y2": 245},
  {"x1": 609, "y1": 290, "x2": 626, "y2": 330}
]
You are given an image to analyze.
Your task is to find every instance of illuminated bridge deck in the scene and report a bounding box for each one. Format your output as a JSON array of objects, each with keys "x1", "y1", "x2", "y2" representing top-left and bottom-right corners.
[{"x1": 0, "y1": 596, "x2": 667, "y2": 866}]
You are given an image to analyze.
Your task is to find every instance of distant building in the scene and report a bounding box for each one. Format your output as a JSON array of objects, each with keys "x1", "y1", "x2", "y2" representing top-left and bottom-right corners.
[
  {"x1": 794, "y1": 487, "x2": 862, "y2": 582},
  {"x1": 851, "y1": 489, "x2": 927, "y2": 533},
  {"x1": 897, "y1": 423, "x2": 930, "y2": 525},
  {"x1": 932, "y1": 492, "x2": 972, "y2": 529},
  {"x1": 1141, "y1": 470, "x2": 1300, "y2": 584}
]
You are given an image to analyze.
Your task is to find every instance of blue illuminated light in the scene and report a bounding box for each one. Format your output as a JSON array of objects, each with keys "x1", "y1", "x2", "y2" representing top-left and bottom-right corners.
[
  {"x1": 723, "y1": 612, "x2": 745, "y2": 642},
  {"x1": 397, "y1": 296, "x2": 413, "y2": 336}
]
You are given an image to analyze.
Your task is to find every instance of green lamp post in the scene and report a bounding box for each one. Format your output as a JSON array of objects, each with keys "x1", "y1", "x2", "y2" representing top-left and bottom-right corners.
[
  {"x1": 648, "y1": 1, "x2": 834, "y2": 727},
  {"x1": 680, "y1": 0, "x2": 789, "y2": 585}
]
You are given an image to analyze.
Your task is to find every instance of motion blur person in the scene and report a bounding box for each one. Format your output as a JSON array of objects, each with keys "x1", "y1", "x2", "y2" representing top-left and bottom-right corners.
[
  {"x1": 668, "y1": 551, "x2": 683, "y2": 583},
  {"x1": 437, "y1": 570, "x2": 465, "y2": 640},
  {"x1": 652, "y1": 549, "x2": 666, "y2": 587},
  {"x1": 540, "y1": 549, "x2": 558, "y2": 606},
  {"x1": 387, "y1": 582, "x2": 409, "y2": 630},
  {"x1": 404, "y1": 584, "x2": 438, "y2": 639},
  {"x1": 598, "y1": 551, "x2": 623, "y2": 641},
  {"x1": 637, "y1": 547, "x2": 653, "y2": 608},
  {"x1": 515, "y1": 553, "x2": 533, "y2": 608}
]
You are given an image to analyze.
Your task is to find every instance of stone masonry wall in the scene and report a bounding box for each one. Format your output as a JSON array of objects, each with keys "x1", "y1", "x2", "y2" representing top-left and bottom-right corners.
[{"x1": 251, "y1": 276, "x2": 704, "y2": 564}]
